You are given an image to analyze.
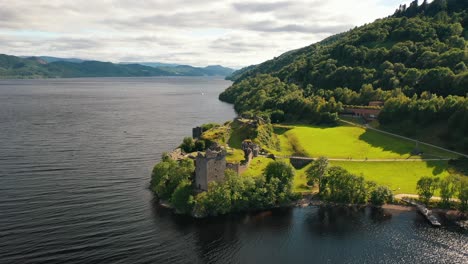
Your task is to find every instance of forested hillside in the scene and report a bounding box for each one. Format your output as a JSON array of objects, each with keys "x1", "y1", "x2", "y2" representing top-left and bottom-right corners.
[{"x1": 220, "y1": 0, "x2": 468, "y2": 152}]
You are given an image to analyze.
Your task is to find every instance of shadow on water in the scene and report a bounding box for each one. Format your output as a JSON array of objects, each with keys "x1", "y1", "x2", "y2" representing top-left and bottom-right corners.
[
  {"x1": 150, "y1": 199, "x2": 295, "y2": 263},
  {"x1": 304, "y1": 206, "x2": 392, "y2": 237}
]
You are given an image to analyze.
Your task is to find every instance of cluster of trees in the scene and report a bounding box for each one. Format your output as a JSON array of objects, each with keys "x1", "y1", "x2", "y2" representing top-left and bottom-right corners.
[
  {"x1": 379, "y1": 92, "x2": 468, "y2": 150},
  {"x1": 193, "y1": 161, "x2": 297, "y2": 217},
  {"x1": 306, "y1": 157, "x2": 394, "y2": 206},
  {"x1": 151, "y1": 156, "x2": 298, "y2": 216},
  {"x1": 179, "y1": 137, "x2": 206, "y2": 153},
  {"x1": 416, "y1": 175, "x2": 468, "y2": 211},
  {"x1": 394, "y1": 0, "x2": 468, "y2": 18},
  {"x1": 150, "y1": 154, "x2": 195, "y2": 214},
  {"x1": 220, "y1": 74, "x2": 342, "y2": 124}
]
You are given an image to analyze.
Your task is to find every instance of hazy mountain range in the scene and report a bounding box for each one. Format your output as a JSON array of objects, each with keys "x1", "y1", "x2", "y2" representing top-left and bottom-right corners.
[{"x1": 0, "y1": 54, "x2": 235, "y2": 79}]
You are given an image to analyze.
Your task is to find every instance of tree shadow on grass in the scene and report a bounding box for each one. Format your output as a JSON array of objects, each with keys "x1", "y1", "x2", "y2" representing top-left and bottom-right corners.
[
  {"x1": 426, "y1": 160, "x2": 449, "y2": 176},
  {"x1": 358, "y1": 129, "x2": 415, "y2": 157}
]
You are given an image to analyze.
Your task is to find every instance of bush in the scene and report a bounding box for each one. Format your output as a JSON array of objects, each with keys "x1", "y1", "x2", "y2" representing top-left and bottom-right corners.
[
  {"x1": 180, "y1": 137, "x2": 195, "y2": 153},
  {"x1": 416, "y1": 176, "x2": 439, "y2": 204},
  {"x1": 270, "y1": 110, "x2": 285, "y2": 123},
  {"x1": 370, "y1": 186, "x2": 394, "y2": 206},
  {"x1": 201, "y1": 123, "x2": 220, "y2": 132},
  {"x1": 194, "y1": 139, "x2": 206, "y2": 151}
]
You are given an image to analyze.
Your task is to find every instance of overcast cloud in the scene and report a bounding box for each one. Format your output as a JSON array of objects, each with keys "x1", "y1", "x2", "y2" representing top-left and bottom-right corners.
[{"x1": 0, "y1": 0, "x2": 412, "y2": 68}]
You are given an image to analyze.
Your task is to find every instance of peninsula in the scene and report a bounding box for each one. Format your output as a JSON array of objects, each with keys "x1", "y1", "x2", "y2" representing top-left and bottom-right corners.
[{"x1": 150, "y1": 0, "x2": 468, "y2": 221}]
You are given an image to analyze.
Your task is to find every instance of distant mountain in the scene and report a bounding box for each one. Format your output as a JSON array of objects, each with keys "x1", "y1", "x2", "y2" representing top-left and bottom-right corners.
[
  {"x1": 122, "y1": 62, "x2": 235, "y2": 76},
  {"x1": 203, "y1": 65, "x2": 236, "y2": 76},
  {"x1": 120, "y1": 62, "x2": 180, "y2": 68},
  {"x1": 37, "y1": 56, "x2": 85, "y2": 63},
  {"x1": 0, "y1": 54, "x2": 235, "y2": 78}
]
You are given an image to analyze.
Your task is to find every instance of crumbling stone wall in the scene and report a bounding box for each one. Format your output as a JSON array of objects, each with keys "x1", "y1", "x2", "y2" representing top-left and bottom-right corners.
[{"x1": 194, "y1": 147, "x2": 226, "y2": 191}]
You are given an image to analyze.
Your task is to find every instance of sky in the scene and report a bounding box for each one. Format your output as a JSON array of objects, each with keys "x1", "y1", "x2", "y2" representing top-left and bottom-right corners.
[{"x1": 0, "y1": 0, "x2": 413, "y2": 68}]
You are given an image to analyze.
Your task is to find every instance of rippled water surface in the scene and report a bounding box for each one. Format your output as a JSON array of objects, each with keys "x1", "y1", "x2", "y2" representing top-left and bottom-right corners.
[{"x1": 0, "y1": 77, "x2": 466, "y2": 264}]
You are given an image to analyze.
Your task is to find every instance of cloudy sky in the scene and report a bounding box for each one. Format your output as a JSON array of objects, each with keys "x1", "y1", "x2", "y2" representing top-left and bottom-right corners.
[{"x1": 0, "y1": 0, "x2": 412, "y2": 68}]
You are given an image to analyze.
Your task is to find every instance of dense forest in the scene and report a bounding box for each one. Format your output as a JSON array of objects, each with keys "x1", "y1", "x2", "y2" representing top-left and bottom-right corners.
[
  {"x1": 0, "y1": 54, "x2": 234, "y2": 78},
  {"x1": 221, "y1": 0, "x2": 468, "y2": 151}
]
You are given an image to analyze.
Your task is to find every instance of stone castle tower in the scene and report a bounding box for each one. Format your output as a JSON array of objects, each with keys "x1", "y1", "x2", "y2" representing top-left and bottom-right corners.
[{"x1": 194, "y1": 146, "x2": 227, "y2": 191}]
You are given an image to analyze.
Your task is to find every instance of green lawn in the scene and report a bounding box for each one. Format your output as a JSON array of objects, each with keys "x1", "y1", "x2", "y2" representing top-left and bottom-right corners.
[
  {"x1": 241, "y1": 157, "x2": 272, "y2": 178},
  {"x1": 330, "y1": 161, "x2": 450, "y2": 194},
  {"x1": 271, "y1": 124, "x2": 458, "y2": 159},
  {"x1": 228, "y1": 122, "x2": 461, "y2": 195}
]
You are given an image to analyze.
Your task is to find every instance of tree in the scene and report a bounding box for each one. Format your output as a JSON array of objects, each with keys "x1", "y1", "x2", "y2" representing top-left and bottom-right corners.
[
  {"x1": 305, "y1": 157, "x2": 329, "y2": 194},
  {"x1": 264, "y1": 161, "x2": 295, "y2": 193},
  {"x1": 458, "y1": 177, "x2": 468, "y2": 212},
  {"x1": 416, "y1": 176, "x2": 439, "y2": 204},
  {"x1": 150, "y1": 158, "x2": 195, "y2": 200},
  {"x1": 180, "y1": 137, "x2": 195, "y2": 153},
  {"x1": 324, "y1": 166, "x2": 368, "y2": 204},
  {"x1": 370, "y1": 186, "x2": 394, "y2": 206},
  {"x1": 438, "y1": 175, "x2": 458, "y2": 207},
  {"x1": 194, "y1": 139, "x2": 205, "y2": 151},
  {"x1": 171, "y1": 180, "x2": 194, "y2": 214}
]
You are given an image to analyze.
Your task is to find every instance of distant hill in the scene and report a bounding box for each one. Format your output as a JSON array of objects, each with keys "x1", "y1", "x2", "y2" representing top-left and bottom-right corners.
[
  {"x1": 0, "y1": 54, "x2": 235, "y2": 78},
  {"x1": 122, "y1": 63, "x2": 235, "y2": 76},
  {"x1": 37, "y1": 56, "x2": 85, "y2": 63},
  {"x1": 120, "y1": 62, "x2": 180, "y2": 68}
]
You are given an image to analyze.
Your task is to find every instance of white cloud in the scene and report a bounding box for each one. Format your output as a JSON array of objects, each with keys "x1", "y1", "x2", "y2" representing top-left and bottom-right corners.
[{"x1": 0, "y1": 0, "x2": 411, "y2": 68}]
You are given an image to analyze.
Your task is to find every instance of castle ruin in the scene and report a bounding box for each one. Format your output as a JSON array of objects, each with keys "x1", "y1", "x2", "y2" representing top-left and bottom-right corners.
[{"x1": 194, "y1": 145, "x2": 227, "y2": 191}]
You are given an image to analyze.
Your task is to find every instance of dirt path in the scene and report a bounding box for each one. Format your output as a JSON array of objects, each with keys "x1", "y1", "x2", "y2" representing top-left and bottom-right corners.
[
  {"x1": 395, "y1": 194, "x2": 460, "y2": 202},
  {"x1": 283, "y1": 156, "x2": 451, "y2": 162}
]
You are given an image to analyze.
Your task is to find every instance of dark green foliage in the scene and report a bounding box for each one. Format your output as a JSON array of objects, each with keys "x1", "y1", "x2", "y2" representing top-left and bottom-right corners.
[
  {"x1": 324, "y1": 166, "x2": 368, "y2": 204},
  {"x1": 370, "y1": 186, "x2": 394, "y2": 206},
  {"x1": 264, "y1": 161, "x2": 295, "y2": 194},
  {"x1": 416, "y1": 176, "x2": 440, "y2": 204},
  {"x1": 305, "y1": 157, "x2": 329, "y2": 193},
  {"x1": 150, "y1": 158, "x2": 194, "y2": 200},
  {"x1": 194, "y1": 140, "x2": 206, "y2": 151},
  {"x1": 180, "y1": 137, "x2": 196, "y2": 153},
  {"x1": 438, "y1": 175, "x2": 458, "y2": 207},
  {"x1": 306, "y1": 161, "x2": 393, "y2": 205},
  {"x1": 459, "y1": 177, "x2": 468, "y2": 212},
  {"x1": 193, "y1": 163, "x2": 296, "y2": 217},
  {"x1": 201, "y1": 123, "x2": 220, "y2": 132},
  {"x1": 171, "y1": 180, "x2": 194, "y2": 214}
]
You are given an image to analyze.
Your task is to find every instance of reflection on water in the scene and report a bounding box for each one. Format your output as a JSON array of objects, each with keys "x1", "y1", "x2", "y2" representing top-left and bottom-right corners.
[{"x1": 0, "y1": 78, "x2": 466, "y2": 264}]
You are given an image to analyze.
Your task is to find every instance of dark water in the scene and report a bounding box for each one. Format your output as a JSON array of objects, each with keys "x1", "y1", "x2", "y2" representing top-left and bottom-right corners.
[{"x1": 0, "y1": 77, "x2": 466, "y2": 264}]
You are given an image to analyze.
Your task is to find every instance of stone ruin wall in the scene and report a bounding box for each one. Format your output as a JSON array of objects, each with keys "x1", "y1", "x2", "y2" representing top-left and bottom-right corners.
[{"x1": 194, "y1": 149, "x2": 226, "y2": 191}]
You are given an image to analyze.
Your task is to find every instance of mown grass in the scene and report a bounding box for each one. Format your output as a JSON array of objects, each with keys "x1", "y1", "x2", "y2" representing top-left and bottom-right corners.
[
  {"x1": 241, "y1": 157, "x2": 273, "y2": 178},
  {"x1": 272, "y1": 123, "x2": 459, "y2": 159},
  {"x1": 226, "y1": 148, "x2": 245, "y2": 163},
  {"x1": 330, "y1": 161, "x2": 450, "y2": 194}
]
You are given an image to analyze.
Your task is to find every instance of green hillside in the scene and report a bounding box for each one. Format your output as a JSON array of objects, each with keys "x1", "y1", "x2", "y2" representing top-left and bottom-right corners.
[{"x1": 221, "y1": 0, "x2": 468, "y2": 152}]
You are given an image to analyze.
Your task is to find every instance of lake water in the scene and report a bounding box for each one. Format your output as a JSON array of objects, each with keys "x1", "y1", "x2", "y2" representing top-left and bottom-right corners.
[{"x1": 0, "y1": 77, "x2": 466, "y2": 264}]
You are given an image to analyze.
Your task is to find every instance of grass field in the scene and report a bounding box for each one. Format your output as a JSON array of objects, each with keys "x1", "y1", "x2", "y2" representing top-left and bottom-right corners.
[
  {"x1": 330, "y1": 161, "x2": 450, "y2": 194},
  {"x1": 241, "y1": 157, "x2": 272, "y2": 178},
  {"x1": 271, "y1": 123, "x2": 459, "y2": 159},
  {"x1": 223, "y1": 121, "x2": 462, "y2": 195}
]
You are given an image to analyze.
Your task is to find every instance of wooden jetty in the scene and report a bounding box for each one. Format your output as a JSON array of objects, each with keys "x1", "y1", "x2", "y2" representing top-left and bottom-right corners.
[{"x1": 401, "y1": 198, "x2": 441, "y2": 227}]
